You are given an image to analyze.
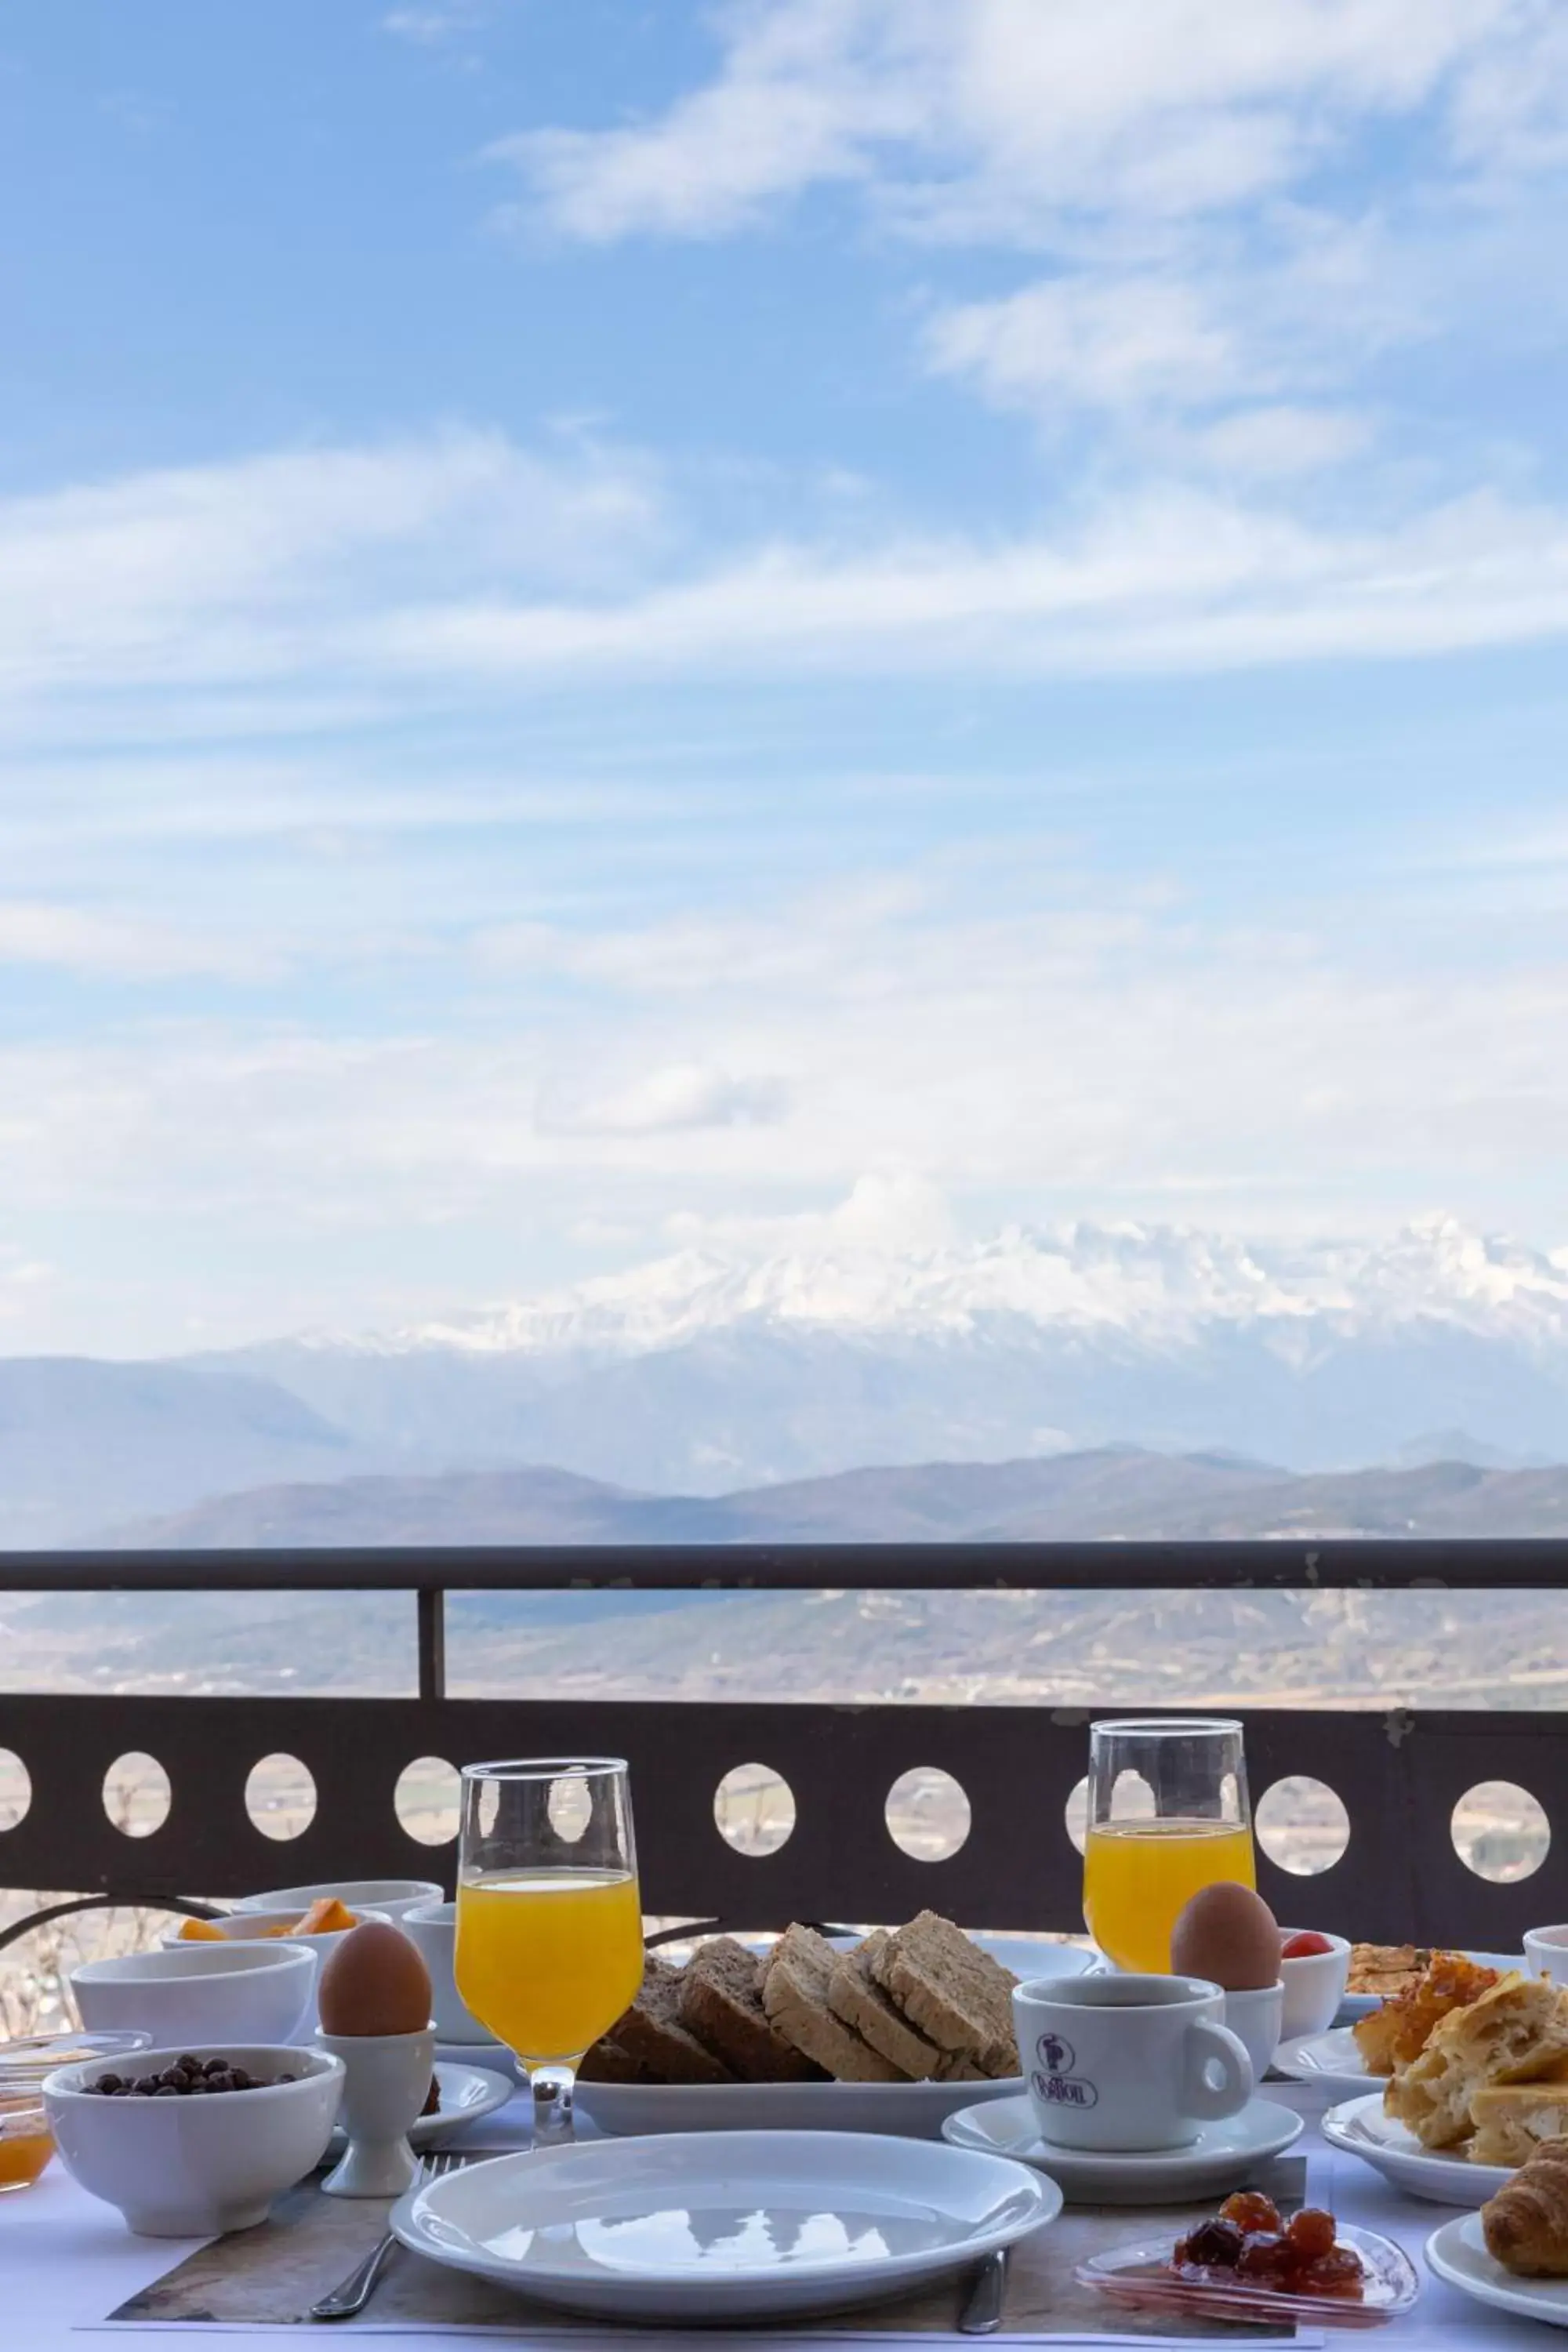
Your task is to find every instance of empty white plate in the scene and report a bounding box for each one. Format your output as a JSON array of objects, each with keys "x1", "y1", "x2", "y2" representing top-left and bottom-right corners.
[
  {"x1": 1322, "y1": 2093, "x2": 1508, "y2": 2206},
  {"x1": 390, "y1": 2129, "x2": 1058, "y2": 2321},
  {"x1": 1274, "y1": 2027, "x2": 1376, "y2": 2098},
  {"x1": 940, "y1": 2094, "x2": 1303, "y2": 2204},
  {"x1": 1427, "y1": 2212, "x2": 1568, "y2": 2327}
]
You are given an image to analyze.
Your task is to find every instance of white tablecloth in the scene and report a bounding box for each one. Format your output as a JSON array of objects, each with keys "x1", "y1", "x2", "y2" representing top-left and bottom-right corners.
[{"x1": 2, "y1": 2083, "x2": 1552, "y2": 2349}]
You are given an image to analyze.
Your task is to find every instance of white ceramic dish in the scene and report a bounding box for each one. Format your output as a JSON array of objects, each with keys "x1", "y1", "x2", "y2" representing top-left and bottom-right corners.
[
  {"x1": 579, "y1": 1937, "x2": 1085, "y2": 2140},
  {"x1": 1322, "y1": 2092, "x2": 1508, "y2": 2206},
  {"x1": 71, "y1": 1942, "x2": 316, "y2": 2047},
  {"x1": 327, "y1": 2060, "x2": 512, "y2": 2155},
  {"x1": 1526, "y1": 1927, "x2": 1568, "y2": 1984},
  {"x1": 939, "y1": 2092, "x2": 1303, "y2": 2203},
  {"x1": 1274, "y1": 2026, "x2": 1376, "y2": 2098},
  {"x1": 234, "y1": 1879, "x2": 442, "y2": 1927},
  {"x1": 1337, "y1": 1951, "x2": 1520, "y2": 2022},
  {"x1": 1427, "y1": 2210, "x2": 1568, "y2": 2328},
  {"x1": 44, "y1": 2042, "x2": 344, "y2": 2237},
  {"x1": 161, "y1": 1908, "x2": 392, "y2": 2031},
  {"x1": 436, "y1": 2035, "x2": 516, "y2": 2077},
  {"x1": 1279, "y1": 1932, "x2": 1352, "y2": 2038},
  {"x1": 402, "y1": 1900, "x2": 489, "y2": 2044},
  {"x1": 390, "y1": 2129, "x2": 1058, "y2": 2322}
]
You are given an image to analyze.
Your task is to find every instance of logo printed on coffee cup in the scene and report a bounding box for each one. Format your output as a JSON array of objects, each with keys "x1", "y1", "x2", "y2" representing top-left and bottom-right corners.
[
  {"x1": 1032, "y1": 2067, "x2": 1098, "y2": 2108},
  {"x1": 1036, "y1": 2031, "x2": 1076, "y2": 2076}
]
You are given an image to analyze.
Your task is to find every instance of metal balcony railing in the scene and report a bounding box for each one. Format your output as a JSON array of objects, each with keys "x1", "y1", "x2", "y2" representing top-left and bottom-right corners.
[{"x1": 4, "y1": 1540, "x2": 1568, "y2": 1951}]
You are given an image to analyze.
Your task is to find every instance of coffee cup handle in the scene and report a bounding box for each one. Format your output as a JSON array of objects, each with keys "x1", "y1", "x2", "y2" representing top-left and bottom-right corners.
[{"x1": 1180, "y1": 2020, "x2": 1254, "y2": 2120}]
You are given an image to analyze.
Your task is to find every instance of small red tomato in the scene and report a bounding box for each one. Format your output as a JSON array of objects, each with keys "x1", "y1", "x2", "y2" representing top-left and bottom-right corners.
[{"x1": 1280, "y1": 1930, "x2": 1334, "y2": 1958}]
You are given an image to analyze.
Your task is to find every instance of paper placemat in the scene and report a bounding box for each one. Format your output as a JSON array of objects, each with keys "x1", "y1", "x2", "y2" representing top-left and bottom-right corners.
[{"x1": 107, "y1": 2158, "x2": 1308, "y2": 2339}]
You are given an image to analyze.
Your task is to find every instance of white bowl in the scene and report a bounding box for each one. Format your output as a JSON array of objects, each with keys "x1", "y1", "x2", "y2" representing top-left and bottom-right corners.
[
  {"x1": 232, "y1": 1880, "x2": 443, "y2": 1926},
  {"x1": 71, "y1": 1944, "x2": 316, "y2": 2046},
  {"x1": 1278, "y1": 1931, "x2": 1351, "y2": 2038},
  {"x1": 1524, "y1": 1926, "x2": 1568, "y2": 1984},
  {"x1": 1221, "y1": 1980, "x2": 1283, "y2": 2083},
  {"x1": 159, "y1": 1908, "x2": 392, "y2": 2030},
  {"x1": 45, "y1": 2042, "x2": 343, "y2": 2236},
  {"x1": 401, "y1": 1900, "x2": 490, "y2": 2045}
]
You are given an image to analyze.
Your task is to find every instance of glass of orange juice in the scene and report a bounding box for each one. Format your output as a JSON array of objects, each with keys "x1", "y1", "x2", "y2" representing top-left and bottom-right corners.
[
  {"x1": 1083, "y1": 1717, "x2": 1255, "y2": 1973},
  {"x1": 456, "y1": 1756, "x2": 643, "y2": 2145}
]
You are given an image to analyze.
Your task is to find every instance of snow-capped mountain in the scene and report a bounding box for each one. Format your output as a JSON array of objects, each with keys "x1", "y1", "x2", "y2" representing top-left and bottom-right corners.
[
  {"x1": 224, "y1": 1211, "x2": 1568, "y2": 1494},
  {"x1": 374, "y1": 1211, "x2": 1568, "y2": 1359}
]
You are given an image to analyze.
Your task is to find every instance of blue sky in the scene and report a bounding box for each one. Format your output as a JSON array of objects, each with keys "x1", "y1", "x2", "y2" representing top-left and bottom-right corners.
[{"x1": 2, "y1": 0, "x2": 1567, "y2": 1354}]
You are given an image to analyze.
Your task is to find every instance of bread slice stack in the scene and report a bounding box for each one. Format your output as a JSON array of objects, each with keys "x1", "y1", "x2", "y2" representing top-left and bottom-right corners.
[{"x1": 581, "y1": 1911, "x2": 1022, "y2": 2087}]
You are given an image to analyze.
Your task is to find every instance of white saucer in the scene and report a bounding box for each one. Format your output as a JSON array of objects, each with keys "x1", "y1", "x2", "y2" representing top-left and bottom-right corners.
[
  {"x1": 390, "y1": 2128, "x2": 1059, "y2": 2321},
  {"x1": 1274, "y1": 2026, "x2": 1375, "y2": 2098},
  {"x1": 939, "y1": 2095, "x2": 1303, "y2": 2204},
  {"x1": 434, "y1": 2036, "x2": 515, "y2": 2074},
  {"x1": 328, "y1": 2062, "x2": 512, "y2": 2155},
  {"x1": 1427, "y1": 2211, "x2": 1568, "y2": 2327},
  {"x1": 1322, "y1": 2092, "x2": 1508, "y2": 2206}
]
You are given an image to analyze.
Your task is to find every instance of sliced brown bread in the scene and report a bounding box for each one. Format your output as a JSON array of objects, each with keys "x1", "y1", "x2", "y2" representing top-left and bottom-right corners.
[
  {"x1": 760, "y1": 1924, "x2": 907, "y2": 2083},
  {"x1": 578, "y1": 2033, "x2": 644, "y2": 2083},
  {"x1": 869, "y1": 1911, "x2": 1020, "y2": 2077},
  {"x1": 610, "y1": 1951, "x2": 735, "y2": 2085},
  {"x1": 678, "y1": 1937, "x2": 825, "y2": 2082},
  {"x1": 828, "y1": 1931, "x2": 948, "y2": 2080}
]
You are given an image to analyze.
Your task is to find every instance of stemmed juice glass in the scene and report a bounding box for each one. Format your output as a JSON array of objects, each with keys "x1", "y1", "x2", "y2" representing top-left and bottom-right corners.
[
  {"x1": 455, "y1": 1757, "x2": 644, "y2": 2145},
  {"x1": 1081, "y1": 1717, "x2": 1255, "y2": 1973}
]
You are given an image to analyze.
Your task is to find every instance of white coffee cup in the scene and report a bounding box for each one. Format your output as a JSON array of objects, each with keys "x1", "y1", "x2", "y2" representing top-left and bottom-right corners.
[
  {"x1": 401, "y1": 1900, "x2": 490, "y2": 2045},
  {"x1": 1013, "y1": 1972, "x2": 1254, "y2": 2152}
]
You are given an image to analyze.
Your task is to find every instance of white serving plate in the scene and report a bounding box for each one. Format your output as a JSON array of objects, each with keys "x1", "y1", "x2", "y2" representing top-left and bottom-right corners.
[
  {"x1": 941, "y1": 2092, "x2": 1303, "y2": 2205},
  {"x1": 1322, "y1": 2092, "x2": 1509, "y2": 2206},
  {"x1": 390, "y1": 2129, "x2": 1058, "y2": 2322},
  {"x1": 1338, "y1": 1951, "x2": 1521, "y2": 2022},
  {"x1": 328, "y1": 2061, "x2": 511, "y2": 2156},
  {"x1": 1275, "y1": 2026, "x2": 1377, "y2": 2098},
  {"x1": 1427, "y1": 2212, "x2": 1568, "y2": 2328},
  {"x1": 579, "y1": 1935, "x2": 1084, "y2": 2139}
]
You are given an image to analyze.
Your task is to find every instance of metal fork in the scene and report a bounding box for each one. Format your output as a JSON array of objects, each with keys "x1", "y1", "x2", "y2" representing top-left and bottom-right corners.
[{"x1": 309, "y1": 2150, "x2": 466, "y2": 2322}]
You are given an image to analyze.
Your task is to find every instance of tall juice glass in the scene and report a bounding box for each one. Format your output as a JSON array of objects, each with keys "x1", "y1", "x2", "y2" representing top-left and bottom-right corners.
[
  {"x1": 456, "y1": 1757, "x2": 643, "y2": 2145},
  {"x1": 1082, "y1": 1718, "x2": 1255, "y2": 1973}
]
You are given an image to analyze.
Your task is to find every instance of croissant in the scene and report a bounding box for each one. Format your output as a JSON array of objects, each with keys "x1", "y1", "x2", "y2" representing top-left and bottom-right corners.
[{"x1": 1482, "y1": 2138, "x2": 1568, "y2": 2277}]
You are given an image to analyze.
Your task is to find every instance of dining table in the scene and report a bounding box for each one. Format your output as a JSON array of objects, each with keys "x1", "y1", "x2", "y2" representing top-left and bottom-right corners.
[{"x1": 5, "y1": 2075, "x2": 1555, "y2": 2351}]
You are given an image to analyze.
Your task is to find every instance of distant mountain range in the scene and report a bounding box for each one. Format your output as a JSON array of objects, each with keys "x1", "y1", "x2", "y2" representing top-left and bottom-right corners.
[
  {"x1": 113, "y1": 1448, "x2": 1568, "y2": 1548},
  {"x1": 5, "y1": 1211, "x2": 1568, "y2": 1543}
]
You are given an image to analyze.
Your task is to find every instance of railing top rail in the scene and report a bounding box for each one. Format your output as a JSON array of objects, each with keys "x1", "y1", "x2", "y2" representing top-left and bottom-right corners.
[{"x1": 3, "y1": 1537, "x2": 1567, "y2": 1592}]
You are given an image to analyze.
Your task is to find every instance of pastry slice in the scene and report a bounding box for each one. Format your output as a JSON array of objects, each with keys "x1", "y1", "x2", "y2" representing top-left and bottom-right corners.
[
  {"x1": 1471, "y1": 2078, "x2": 1568, "y2": 2169},
  {"x1": 1355, "y1": 1951, "x2": 1501, "y2": 2075},
  {"x1": 1385, "y1": 1973, "x2": 1568, "y2": 2150},
  {"x1": 868, "y1": 1911, "x2": 1020, "y2": 2077},
  {"x1": 678, "y1": 1938, "x2": 824, "y2": 2082}
]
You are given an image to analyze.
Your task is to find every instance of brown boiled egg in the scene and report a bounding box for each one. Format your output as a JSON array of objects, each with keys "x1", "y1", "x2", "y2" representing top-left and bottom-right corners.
[
  {"x1": 318, "y1": 1920, "x2": 432, "y2": 2037},
  {"x1": 1170, "y1": 1882, "x2": 1281, "y2": 1991}
]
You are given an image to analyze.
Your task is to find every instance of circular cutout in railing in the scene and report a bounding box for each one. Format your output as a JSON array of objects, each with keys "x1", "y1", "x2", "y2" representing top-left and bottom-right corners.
[
  {"x1": 1452, "y1": 1780, "x2": 1550, "y2": 1882},
  {"x1": 102, "y1": 1751, "x2": 171, "y2": 1840},
  {"x1": 885, "y1": 1766, "x2": 971, "y2": 1863},
  {"x1": 1063, "y1": 1775, "x2": 1089, "y2": 1857},
  {"x1": 245, "y1": 1751, "x2": 318, "y2": 1843},
  {"x1": 0, "y1": 1748, "x2": 30, "y2": 1833},
  {"x1": 1254, "y1": 1776, "x2": 1352, "y2": 1877},
  {"x1": 548, "y1": 1770, "x2": 593, "y2": 1845},
  {"x1": 394, "y1": 1755, "x2": 460, "y2": 1847},
  {"x1": 713, "y1": 1762, "x2": 796, "y2": 1857}
]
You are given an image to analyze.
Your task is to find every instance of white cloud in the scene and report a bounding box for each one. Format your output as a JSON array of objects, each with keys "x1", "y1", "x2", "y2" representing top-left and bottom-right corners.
[
  {"x1": 539, "y1": 1063, "x2": 789, "y2": 1135},
  {"x1": 0, "y1": 902, "x2": 280, "y2": 982},
  {"x1": 1191, "y1": 405, "x2": 1374, "y2": 477},
  {"x1": 494, "y1": 0, "x2": 1534, "y2": 245},
  {"x1": 383, "y1": 2, "x2": 488, "y2": 47},
  {"x1": 925, "y1": 277, "x2": 1250, "y2": 419}
]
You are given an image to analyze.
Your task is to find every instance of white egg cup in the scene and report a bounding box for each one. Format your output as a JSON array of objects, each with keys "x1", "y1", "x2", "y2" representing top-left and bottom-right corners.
[{"x1": 315, "y1": 2027, "x2": 436, "y2": 2197}]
